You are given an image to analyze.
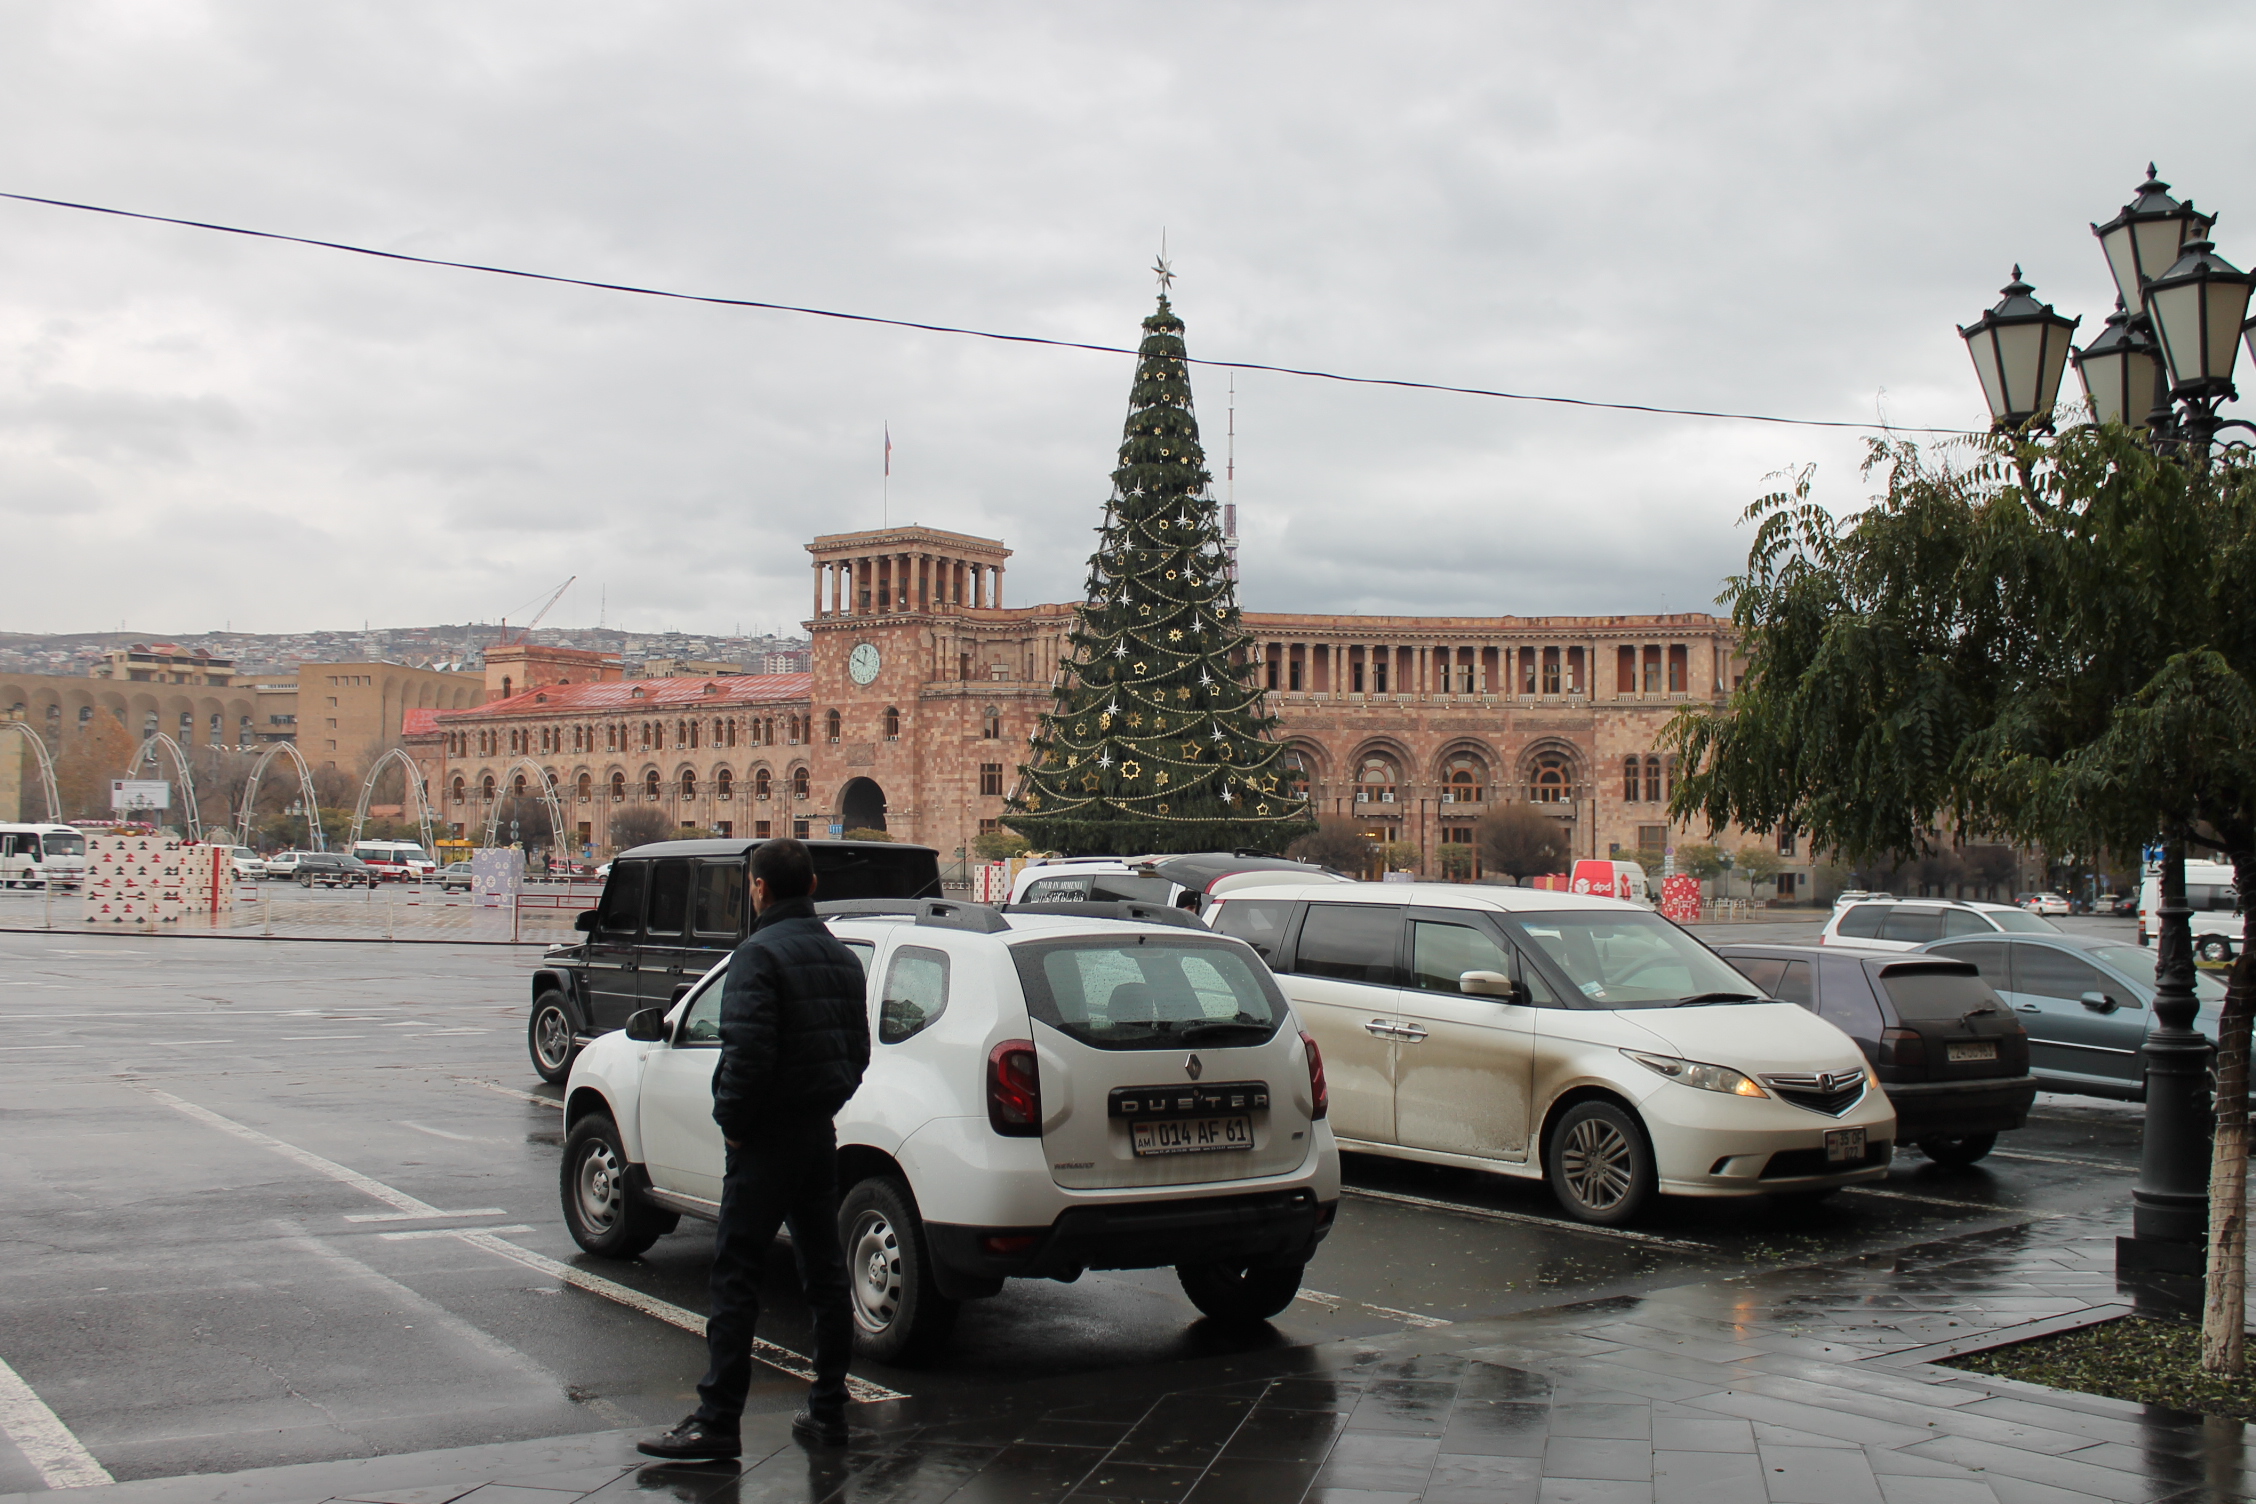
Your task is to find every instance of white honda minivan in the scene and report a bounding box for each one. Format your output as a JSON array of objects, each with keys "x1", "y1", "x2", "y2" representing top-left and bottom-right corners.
[{"x1": 1208, "y1": 881, "x2": 1894, "y2": 1225}]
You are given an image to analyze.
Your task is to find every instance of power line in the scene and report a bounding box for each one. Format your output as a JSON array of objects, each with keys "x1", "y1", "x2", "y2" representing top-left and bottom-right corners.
[{"x1": 0, "y1": 190, "x2": 1966, "y2": 435}]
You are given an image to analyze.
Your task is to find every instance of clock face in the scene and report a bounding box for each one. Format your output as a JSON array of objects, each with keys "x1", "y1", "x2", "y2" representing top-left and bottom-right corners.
[{"x1": 848, "y1": 642, "x2": 882, "y2": 686}]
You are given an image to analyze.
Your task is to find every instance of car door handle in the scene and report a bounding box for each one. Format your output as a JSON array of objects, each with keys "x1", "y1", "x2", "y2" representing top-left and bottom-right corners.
[
  {"x1": 1395, "y1": 1023, "x2": 1429, "y2": 1042},
  {"x1": 2015, "y1": 1004, "x2": 2041, "y2": 1013},
  {"x1": 1364, "y1": 1018, "x2": 1397, "y2": 1038}
]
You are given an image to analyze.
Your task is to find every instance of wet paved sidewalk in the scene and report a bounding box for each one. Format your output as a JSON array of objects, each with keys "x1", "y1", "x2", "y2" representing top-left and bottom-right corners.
[{"x1": 14, "y1": 1205, "x2": 2253, "y2": 1504}]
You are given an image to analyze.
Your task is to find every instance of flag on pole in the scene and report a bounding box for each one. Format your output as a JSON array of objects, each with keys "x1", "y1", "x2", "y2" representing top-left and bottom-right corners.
[{"x1": 884, "y1": 423, "x2": 892, "y2": 478}]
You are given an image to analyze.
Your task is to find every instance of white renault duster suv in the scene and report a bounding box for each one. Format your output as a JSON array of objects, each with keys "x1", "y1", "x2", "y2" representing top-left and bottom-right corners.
[{"x1": 559, "y1": 897, "x2": 1340, "y2": 1362}]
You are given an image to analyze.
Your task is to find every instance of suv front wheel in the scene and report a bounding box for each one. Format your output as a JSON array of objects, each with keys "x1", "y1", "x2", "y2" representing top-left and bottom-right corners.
[
  {"x1": 1176, "y1": 1261, "x2": 1303, "y2": 1325},
  {"x1": 839, "y1": 1176, "x2": 956, "y2": 1364}
]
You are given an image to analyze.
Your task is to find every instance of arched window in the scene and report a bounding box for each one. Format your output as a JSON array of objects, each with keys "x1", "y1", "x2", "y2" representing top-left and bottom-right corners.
[
  {"x1": 1527, "y1": 751, "x2": 1573, "y2": 804},
  {"x1": 79, "y1": 706, "x2": 93, "y2": 726},
  {"x1": 501, "y1": 676, "x2": 512, "y2": 700},
  {"x1": 512, "y1": 773, "x2": 528, "y2": 799},
  {"x1": 680, "y1": 768, "x2": 697, "y2": 799},
  {"x1": 825, "y1": 709, "x2": 842, "y2": 743},
  {"x1": 982, "y1": 706, "x2": 1001, "y2": 739},
  {"x1": 610, "y1": 772, "x2": 627, "y2": 801},
  {"x1": 1643, "y1": 755, "x2": 1663, "y2": 805},
  {"x1": 791, "y1": 767, "x2": 810, "y2": 800},
  {"x1": 884, "y1": 706, "x2": 901, "y2": 740},
  {"x1": 576, "y1": 772, "x2": 592, "y2": 801},
  {"x1": 1356, "y1": 757, "x2": 1399, "y2": 805},
  {"x1": 755, "y1": 768, "x2": 772, "y2": 799},
  {"x1": 451, "y1": 775, "x2": 466, "y2": 803},
  {"x1": 716, "y1": 768, "x2": 734, "y2": 799},
  {"x1": 1624, "y1": 755, "x2": 1642, "y2": 802},
  {"x1": 644, "y1": 769, "x2": 661, "y2": 799},
  {"x1": 1442, "y1": 755, "x2": 1486, "y2": 805},
  {"x1": 481, "y1": 774, "x2": 496, "y2": 800}
]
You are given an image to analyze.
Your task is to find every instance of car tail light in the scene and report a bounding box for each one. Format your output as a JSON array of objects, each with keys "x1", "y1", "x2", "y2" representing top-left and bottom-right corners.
[
  {"x1": 1879, "y1": 1027, "x2": 1927, "y2": 1070},
  {"x1": 987, "y1": 1039, "x2": 1041, "y2": 1136},
  {"x1": 1302, "y1": 1030, "x2": 1328, "y2": 1119}
]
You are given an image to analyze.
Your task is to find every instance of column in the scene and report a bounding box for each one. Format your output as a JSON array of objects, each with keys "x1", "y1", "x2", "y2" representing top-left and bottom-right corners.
[{"x1": 993, "y1": 563, "x2": 1004, "y2": 608}]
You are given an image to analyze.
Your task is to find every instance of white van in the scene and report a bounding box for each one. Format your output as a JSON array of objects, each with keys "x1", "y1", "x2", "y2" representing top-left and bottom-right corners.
[
  {"x1": 0, "y1": 824, "x2": 87, "y2": 889},
  {"x1": 2139, "y1": 859, "x2": 2242, "y2": 961}
]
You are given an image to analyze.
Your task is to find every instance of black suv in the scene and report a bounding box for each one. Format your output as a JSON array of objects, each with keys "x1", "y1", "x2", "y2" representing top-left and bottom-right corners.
[
  {"x1": 527, "y1": 837, "x2": 942, "y2": 1081},
  {"x1": 1712, "y1": 942, "x2": 2036, "y2": 1166},
  {"x1": 291, "y1": 853, "x2": 372, "y2": 889}
]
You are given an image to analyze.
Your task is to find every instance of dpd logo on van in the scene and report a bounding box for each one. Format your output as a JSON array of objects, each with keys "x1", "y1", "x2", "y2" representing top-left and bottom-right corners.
[{"x1": 1183, "y1": 1054, "x2": 1203, "y2": 1081}]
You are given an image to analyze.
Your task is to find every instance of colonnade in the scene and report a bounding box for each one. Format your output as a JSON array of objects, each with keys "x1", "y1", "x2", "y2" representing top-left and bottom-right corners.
[
  {"x1": 812, "y1": 551, "x2": 1004, "y2": 618},
  {"x1": 1247, "y1": 637, "x2": 1725, "y2": 699}
]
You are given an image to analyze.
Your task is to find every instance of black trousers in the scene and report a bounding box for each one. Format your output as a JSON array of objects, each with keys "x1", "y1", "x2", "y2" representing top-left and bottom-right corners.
[{"x1": 694, "y1": 1117, "x2": 854, "y2": 1426}]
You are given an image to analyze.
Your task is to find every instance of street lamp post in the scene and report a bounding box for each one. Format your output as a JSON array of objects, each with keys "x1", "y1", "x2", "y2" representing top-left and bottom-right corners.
[{"x1": 1960, "y1": 165, "x2": 2255, "y2": 1298}]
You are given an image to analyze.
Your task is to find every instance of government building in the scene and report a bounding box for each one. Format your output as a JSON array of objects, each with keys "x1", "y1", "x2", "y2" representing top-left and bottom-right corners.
[{"x1": 403, "y1": 524, "x2": 1804, "y2": 895}]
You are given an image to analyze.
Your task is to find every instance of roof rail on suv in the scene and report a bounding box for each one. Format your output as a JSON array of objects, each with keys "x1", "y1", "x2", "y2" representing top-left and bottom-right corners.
[
  {"x1": 815, "y1": 898, "x2": 1013, "y2": 933},
  {"x1": 1001, "y1": 900, "x2": 1208, "y2": 930}
]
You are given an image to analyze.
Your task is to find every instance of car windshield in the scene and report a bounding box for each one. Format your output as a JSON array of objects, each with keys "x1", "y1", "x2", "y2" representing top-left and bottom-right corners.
[
  {"x1": 1010, "y1": 936, "x2": 1286, "y2": 1051},
  {"x1": 1513, "y1": 909, "x2": 1760, "y2": 1007},
  {"x1": 2089, "y1": 945, "x2": 2229, "y2": 1005},
  {"x1": 44, "y1": 833, "x2": 85, "y2": 856},
  {"x1": 1988, "y1": 909, "x2": 2059, "y2": 933}
]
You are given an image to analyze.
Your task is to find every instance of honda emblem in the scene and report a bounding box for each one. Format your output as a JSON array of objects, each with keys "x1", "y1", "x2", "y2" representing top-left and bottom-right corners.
[{"x1": 1184, "y1": 1053, "x2": 1203, "y2": 1081}]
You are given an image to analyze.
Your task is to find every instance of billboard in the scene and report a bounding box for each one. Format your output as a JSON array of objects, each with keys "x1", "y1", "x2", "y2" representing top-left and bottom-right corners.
[{"x1": 110, "y1": 779, "x2": 170, "y2": 811}]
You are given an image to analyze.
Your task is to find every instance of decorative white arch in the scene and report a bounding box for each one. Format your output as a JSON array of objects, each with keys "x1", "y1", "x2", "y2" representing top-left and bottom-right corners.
[
  {"x1": 129, "y1": 734, "x2": 203, "y2": 843},
  {"x1": 238, "y1": 742, "x2": 327, "y2": 852},
  {"x1": 348, "y1": 747, "x2": 439, "y2": 855},
  {"x1": 0, "y1": 722, "x2": 62, "y2": 822},
  {"x1": 482, "y1": 757, "x2": 569, "y2": 851}
]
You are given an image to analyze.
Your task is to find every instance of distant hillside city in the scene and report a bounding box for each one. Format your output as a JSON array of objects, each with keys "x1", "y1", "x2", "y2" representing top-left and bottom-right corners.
[{"x1": 0, "y1": 625, "x2": 811, "y2": 680}]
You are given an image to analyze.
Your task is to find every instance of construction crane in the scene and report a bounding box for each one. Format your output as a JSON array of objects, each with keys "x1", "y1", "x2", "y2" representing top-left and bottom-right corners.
[{"x1": 499, "y1": 577, "x2": 575, "y2": 644}]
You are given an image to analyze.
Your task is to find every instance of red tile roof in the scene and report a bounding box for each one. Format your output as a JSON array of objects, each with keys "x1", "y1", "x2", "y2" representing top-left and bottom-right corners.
[
  {"x1": 401, "y1": 708, "x2": 442, "y2": 737},
  {"x1": 435, "y1": 672, "x2": 812, "y2": 722}
]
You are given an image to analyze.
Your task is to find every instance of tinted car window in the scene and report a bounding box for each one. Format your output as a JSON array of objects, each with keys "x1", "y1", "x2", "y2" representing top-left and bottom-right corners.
[
  {"x1": 808, "y1": 844, "x2": 942, "y2": 900},
  {"x1": 1410, "y1": 921, "x2": 1512, "y2": 993},
  {"x1": 644, "y1": 859, "x2": 693, "y2": 937},
  {"x1": 1011, "y1": 938, "x2": 1284, "y2": 1051},
  {"x1": 1772, "y1": 959, "x2": 1814, "y2": 1006},
  {"x1": 1209, "y1": 900, "x2": 1295, "y2": 965},
  {"x1": 1817, "y1": 958, "x2": 1886, "y2": 1038},
  {"x1": 1879, "y1": 907, "x2": 1947, "y2": 943},
  {"x1": 1022, "y1": 873, "x2": 1176, "y2": 905},
  {"x1": 1941, "y1": 908, "x2": 1991, "y2": 936},
  {"x1": 1835, "y1": 903, "x2": 1887, "y2": 939},
  {"x1": 1987, "y1": 908, "x2": 2059, "y2": 933},
  {"x1": 1934, "y1": 940, "x2": 2012, "y2": 989},
  {"x1": 596, "y1": 861, "x2": 647, "y2": 934},
  {"x1": 879, "y1": 946, "x2": 948, "y2": 1044},
  {"x1": 694, "y1": 862, "x2": 745, "y2": 937},
  {"x1": 1877, "y1": 966, "x2": 2003, "y2": 1020},
  {"x1": 2015, "y1": 946, "x2": 2114, "y2": 1003},
  {"x1": 1729, "y1": 956, "x2": 1787, "y2": 995},
  {"x1": 1293, "y1": 904, "x2": 1403, "y2": 984},
  {"x1": 2088, "y1": 944, "x2": 2216, "y2": 1005}
]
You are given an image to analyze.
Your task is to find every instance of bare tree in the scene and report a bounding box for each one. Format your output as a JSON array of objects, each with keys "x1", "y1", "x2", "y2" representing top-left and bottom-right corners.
[
  {"x1": 607, "y1": 804, "x2": 672, "y2": 852},
  {"x1": 1287, "y1": 816, "x2": 1374, "y2": 874},
  {"x1": 1476, "y1": 802, "x2": 1569, "y2": 882}
]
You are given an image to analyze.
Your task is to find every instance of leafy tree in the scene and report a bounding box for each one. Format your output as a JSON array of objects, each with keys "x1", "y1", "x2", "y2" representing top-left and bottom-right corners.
[
  {"x1": 54, "y1": 709, "x2": 134, "y2": 819},
  {"x1": 1436, "y1": 845, "x2": 1475, "y2": 881},
  {"x1": 606, "y1": 804, "x2": 672, "y2": 852},
  {"x1": 1287, "y1": 816, "x2": 1373, "y2": 873},
  {"x1": 1476, "y1": 801, "x2": 1569, "y2": 881},
  {"x1": 1672, "y1": 842, "x2": 1726, "y2": 881},
  {"x1": 1665, "y1": 424, "x2": 2256, "y2": 1370},
  {"x1": 971, "y1": 828, "x2": 1032, "y2": 863},
  {"x1": 1734, "y1": 846, "x2": 1787, "y2": 885},
  {"x1": 1377, "y1": 840, "x2": 1422, "y2": 874},
  {"x1": 841, "y1": 827, "x2": 894, "y2": 842},
  {"x1": 1005, "y1": 291, "x2": 1313, "y2": 855}
]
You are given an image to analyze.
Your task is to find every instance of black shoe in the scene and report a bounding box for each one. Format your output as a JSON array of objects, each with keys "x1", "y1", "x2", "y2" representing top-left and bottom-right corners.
[
  {"x1": 638, "y1": 1415, "x2": 742, "y2": 1460},
  {"x1": 791, "y1": 1408, "x2": 849, "y2": 1448}
]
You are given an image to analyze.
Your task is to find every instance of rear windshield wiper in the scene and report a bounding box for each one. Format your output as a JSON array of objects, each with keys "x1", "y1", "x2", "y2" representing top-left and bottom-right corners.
[{"x1": 1671, "y1": 991, "x2": 1764, "y2": 1007}]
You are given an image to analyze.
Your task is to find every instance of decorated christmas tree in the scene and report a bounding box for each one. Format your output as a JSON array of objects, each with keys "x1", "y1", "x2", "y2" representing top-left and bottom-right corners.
[{"x1": 1003, "y1": 267, "x2": 1314, "y2": 856}]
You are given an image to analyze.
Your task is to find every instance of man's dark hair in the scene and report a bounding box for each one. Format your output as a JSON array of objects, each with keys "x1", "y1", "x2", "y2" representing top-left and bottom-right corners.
[{"x1": 751, "y1": 836, "x2": 816, "y2": 899}]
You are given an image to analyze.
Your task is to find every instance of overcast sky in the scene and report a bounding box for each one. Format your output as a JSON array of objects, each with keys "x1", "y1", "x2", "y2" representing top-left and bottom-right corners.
[{"x1": 3, "y1": 2, "x2": 2251, "y2": 639}]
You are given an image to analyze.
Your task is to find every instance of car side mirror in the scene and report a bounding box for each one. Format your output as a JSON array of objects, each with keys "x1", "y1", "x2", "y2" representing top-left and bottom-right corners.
[
  {"x1": 2080, "y1": 990, "x2": 2119, "y2": 1014},
  {"x1": 574, "y1": 910, "x2": 599, "y2": 933},
  {"x1": 1461, "y1": 969, "x2": 1527, "y2": 1004},
  {"x1": 623, "y1": 1008, "x2": 669, "y2": 1042}
]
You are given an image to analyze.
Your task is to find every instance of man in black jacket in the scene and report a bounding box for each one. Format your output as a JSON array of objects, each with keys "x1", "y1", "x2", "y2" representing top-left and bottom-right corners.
[{"x1": 639, "y1": 838, "x2": 870, "y2": 1458}]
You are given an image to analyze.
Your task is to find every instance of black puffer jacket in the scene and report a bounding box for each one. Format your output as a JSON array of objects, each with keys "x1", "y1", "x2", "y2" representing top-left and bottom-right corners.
[{"x1": 711, "y1": 896, "x2": 871, "y2": 1139}]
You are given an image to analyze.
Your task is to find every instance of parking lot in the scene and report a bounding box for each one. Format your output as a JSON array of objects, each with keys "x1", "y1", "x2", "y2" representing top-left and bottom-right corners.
[{"x1": 0, "y1": 922, "x2": 2154, "y2": 1489}]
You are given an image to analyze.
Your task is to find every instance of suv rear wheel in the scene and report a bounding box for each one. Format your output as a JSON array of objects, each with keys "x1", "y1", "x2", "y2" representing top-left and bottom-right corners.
[
  {"x1": 560, "y1": 1113, "x2": 677, "y2": 1257},
  {"x1": 1547, "y1": 1099, "x2": 1657, "y2": 1225},
  {"x1": 839, "y1": 1176, "x2": 956, "y2": 1364},
  {"x1": 1918, "y1": 1132, "x2": 1997, "y2": 1167},
  {"x1": 1175, "y1": 1261, "x2": 1303, "y2": 1325},
  {"x1": 528, "y1": 992, "x2": 578, "y2": 1084}
]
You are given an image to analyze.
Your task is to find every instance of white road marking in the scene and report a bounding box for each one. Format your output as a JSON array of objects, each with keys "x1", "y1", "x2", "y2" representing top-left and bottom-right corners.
[
  {"x1": 451, "y1": 1230, "x2": 906, "y2": 1403},
  {"x1": 1360, "y1": 1301, "x2": 1452, "y2": 1328},
  {"x1": 284, "y1": 1035, "x2": 367, "y2": 1041},
  {"x1": 459, "y1": 1077, "x2": 564, "y2": 1109},
  {"x1": 137, "y1": 1039, "x2": 238, "y2": 1047},
  {"x1": 1844, "y1": 1185, "x2": 2059, "y2": 1216},
  {"x1": 382, "y1": 1225, "x2": 537, "y2": 1240},
  {"x1": 397, "y1": 1120, "x2": 488, "y2": 1142},
  {"x1": 0, "y1": 1045, "x2": 83, "y2": 1051},
  {"x1": 0, "y1": 1353, "x2": 110, "y2": 1488},
  {"x1": 1342, "y1": 1185, "x2": 1713, "y2": 1252},
  {"x1": 145, "y1": 1088, "x2": 904, "y2": 1402},
  {"x1": 1294, "y1": 1287, "x2": 1342, "y2": 1310},
  {"x1": 344, "y1": 1208, "x2": 508, "y2": 1223},
  {"x1": 1990, "y1": 1149, "x2": 2134, "y2": 1171}
]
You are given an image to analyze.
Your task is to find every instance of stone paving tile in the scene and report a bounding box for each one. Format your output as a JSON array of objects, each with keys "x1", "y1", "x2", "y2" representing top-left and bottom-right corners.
[
  {"x1": 1758, "y1": 1443, "x2": 1887, "y2": 1504},
  {"x1": 1650, "y1": 1447, "x2": 1766, "y2": 1502},
  {"x1": 1903, "y1": 1433, "x2": 2171, "y2": 1501}
]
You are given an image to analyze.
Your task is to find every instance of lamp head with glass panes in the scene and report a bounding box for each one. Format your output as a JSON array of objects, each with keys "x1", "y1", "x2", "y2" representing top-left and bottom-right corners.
[
  {"x1": 2092, "y1": 165, "x2": 2213, "y2": 315},
  {"x1": 2141, "y1": 239, "x2": 2254, "y2": 406},
  {"x1": 1959, "y1": 267, "x2": 2080, "y2": 432},
  {"x1": 2071, "y1": 297, "x2": 2168, "y2": 429}
]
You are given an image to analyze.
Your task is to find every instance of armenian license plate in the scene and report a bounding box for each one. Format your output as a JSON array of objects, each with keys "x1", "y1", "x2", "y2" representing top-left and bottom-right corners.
[
  {"x1": 1947, "y1": 1041, "x2": 1998, "y2": 1062},
  {"x1": 1825, "y1": 1126, "x2": 1867, "y2": 1163},
  {"x1": 1132, "y1": 1116, "x2": 1254, "y2": 1156}
]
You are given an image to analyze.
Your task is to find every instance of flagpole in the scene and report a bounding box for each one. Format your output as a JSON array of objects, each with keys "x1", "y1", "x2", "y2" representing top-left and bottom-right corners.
[{"x1": 882, "y1": 421, "x2": 890, "y2": 528}]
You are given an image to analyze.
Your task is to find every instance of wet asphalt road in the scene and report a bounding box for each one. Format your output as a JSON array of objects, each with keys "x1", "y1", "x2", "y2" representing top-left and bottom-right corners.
[{"x1": 0, "y1": 923, "x2": 2149, "y2": 1488}]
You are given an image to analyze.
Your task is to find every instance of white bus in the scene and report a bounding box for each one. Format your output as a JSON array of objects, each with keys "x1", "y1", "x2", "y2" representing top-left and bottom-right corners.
[{"x1": 0, "y1": 823, "x2": 87, "y2": 889}]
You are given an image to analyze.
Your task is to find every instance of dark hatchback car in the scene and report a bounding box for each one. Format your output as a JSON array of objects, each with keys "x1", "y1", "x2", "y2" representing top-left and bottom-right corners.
[
  {"x1": 527, "y1": 837, "x2": 942, "y2": 1081},
  {"x1": 1712, "y1": 943, "x2": 2036, "y2": 1166}
]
